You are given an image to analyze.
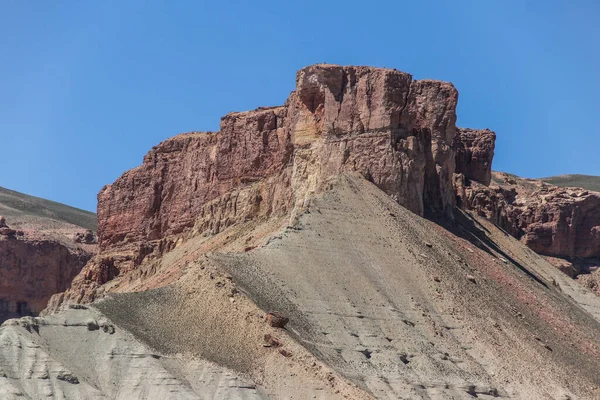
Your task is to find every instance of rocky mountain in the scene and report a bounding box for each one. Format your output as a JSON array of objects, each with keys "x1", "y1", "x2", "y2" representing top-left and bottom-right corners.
[
  {"x1": 0, "y1": 187, "x2": 97, "y2": 323},
  {"x1": 3, "y1": 64, "x2": 600, "y2": 399}
]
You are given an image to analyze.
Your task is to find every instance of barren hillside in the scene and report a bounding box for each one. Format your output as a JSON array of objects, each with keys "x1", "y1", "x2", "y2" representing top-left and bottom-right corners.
[{"x1": 2, "y1": 64, "x2": 600, "y2": 399}]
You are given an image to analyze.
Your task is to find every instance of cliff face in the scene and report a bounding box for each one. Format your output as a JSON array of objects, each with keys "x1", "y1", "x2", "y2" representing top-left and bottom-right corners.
[
  {"x1": 49, "y1": 64, "x2": 600, "y2": 310},
  {"x1": 452, "y1": 127, "x2": 600, "y2": 261},
  {"x1": 97, "y1": 109, "x2": 293, "y2": 254},
  {"x1": 49, "y1": 64, "x2": 463, "y2": 309},
  {"x1": 460, "y1": 174, "x2": 600, "y2": 260},
  {"x1": 0, "y1": 231, "x2": 92, "y2": 322},
  {"x1": 0, "y1": 188, "x2": 97, "y2": 323},
  {"x1": 454, "y1": 128, "x2": 496, "y2": 186}
]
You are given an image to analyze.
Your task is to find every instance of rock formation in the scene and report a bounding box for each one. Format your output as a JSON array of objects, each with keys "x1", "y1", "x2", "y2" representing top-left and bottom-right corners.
[
  {"x1": 0, "y1": 217, "x2": 92, "y2": 322},
  {"x1": 0, "y1": 190, "x2": 97, "y2": 323},
  {"x1": 51, "y1": 64, "x2": 466, "y2": 309},
  {"x1": 10, "y1": 63, "x2": 600, "y2": 399},
  {"x1": 460, "y1": 173, "x2": 600, "y2": 259},
  {"x1": 453, "y1": 127, "x2": 496, "y2": 185},
  {"x1": 48, "y1": 64, "x2": 600, "y2": 311},
  {"x1": 450, "y1": 126, "x2": 600, "y2": 265}
]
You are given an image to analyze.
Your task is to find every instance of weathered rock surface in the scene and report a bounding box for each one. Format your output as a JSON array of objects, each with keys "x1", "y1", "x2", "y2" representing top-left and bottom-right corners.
[
  {"x1": 458, "y1": 172, "x2": 600, "y2": 260},
  {"x1": 52, "y1": 64, "x2": 464, "y2": 309},
  {"x1": 450, "y1": 127, "x2": 600, "y2": 263},
  {"x1": 0, "y1": 190, "x2": 97, "y2": 324},
  {"x1": 453, "y1": 127, "x2": 496, "y2": 185},
  {"x1": 0, "y1": 231, "x2": 92, "y2": 322}
]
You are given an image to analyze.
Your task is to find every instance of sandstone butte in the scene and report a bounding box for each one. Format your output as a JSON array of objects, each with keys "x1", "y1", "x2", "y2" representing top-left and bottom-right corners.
[{"x1": 46, "y1": 64, "x2": 600, "y2": 311}]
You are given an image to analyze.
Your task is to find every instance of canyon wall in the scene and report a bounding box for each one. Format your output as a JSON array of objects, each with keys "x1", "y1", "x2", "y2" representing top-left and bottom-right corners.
[{"x1": 459, "y1": 174, "x2": 600, "y2": 260}]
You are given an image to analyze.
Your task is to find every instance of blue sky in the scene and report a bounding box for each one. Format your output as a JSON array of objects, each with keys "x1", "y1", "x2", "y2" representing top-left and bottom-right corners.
[{"x1": 1, "y1": 1, "x2": 598, "y2": 212}]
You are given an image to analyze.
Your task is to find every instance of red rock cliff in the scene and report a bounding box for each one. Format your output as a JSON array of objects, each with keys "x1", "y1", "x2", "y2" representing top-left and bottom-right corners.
[
  {"x1": 452, "y1": 128, "x2": 600, "y2": 264},
  {"x1": 97, "y1": 65, "x2": 460, "y2": 258},
  {"x1": 459, "y1": 173, "x2": 600, "y2": 260},
  {"x1": 48, "y1": 64, "x2": 468, "y2": 308},
  {"x1": 454, "y1": 127, "x2": 496, "y2": 186},
  {"x1": 0, "y1": 228, "x2": 92, "y2": 322}
]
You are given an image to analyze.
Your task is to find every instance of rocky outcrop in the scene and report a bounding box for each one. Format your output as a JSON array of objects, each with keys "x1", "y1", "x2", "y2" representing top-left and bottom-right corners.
[
  {"x1": 0, "y1": 216, "x2": 95, "y2": 323},
  {"x1": 50, "y1": 64, "x2": 465, "y2": 309},
  {"x1": 454, "y1": 128, "x2": 496, "y2": 185},
  {"x1": 74, "y1": 230, "x2": 97, "y2": 244},
  {"x1": 289, "y1": 66, "x2": 458, "y2": 216},
  {"x1": 459, "y1": 172, "x2": 600, "y2": 260},
  {"x1": 97, "y1": 65, "x2": 460, "y2": 257},
  {"x1": 0, "y1": 236, "x2": 92, "y2": 323},
  {"x1": 518, "y1": 188, "x2": 600, "y2": 258},
  {"x1": 451, "y1": 127, "x2": 600, "y2": 263}
]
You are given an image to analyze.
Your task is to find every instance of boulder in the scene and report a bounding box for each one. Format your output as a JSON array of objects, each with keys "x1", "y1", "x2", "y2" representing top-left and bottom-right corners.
[{"x1": 266, "y1": 312, "x2": 289, "y2": 328}]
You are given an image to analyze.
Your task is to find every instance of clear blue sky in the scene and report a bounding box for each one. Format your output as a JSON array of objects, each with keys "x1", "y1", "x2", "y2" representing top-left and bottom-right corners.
[{"x1": 1, "y1": 1, "x2": 598, "y2": 212}]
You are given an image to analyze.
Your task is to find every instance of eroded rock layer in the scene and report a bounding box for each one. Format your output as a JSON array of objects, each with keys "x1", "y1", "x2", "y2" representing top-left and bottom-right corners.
[
  {"x1": 0, "y1": 236, "x2": 91, "y2": 322},
  {"x1": 453, "y1": 127, "x2": 496, "y2": 186},
  {"x1": 449, "y1": 126, "x2": 600, "y2": 264},
  {"x1": 51, "y1": 64, "x2": 467, "y2": 309},
  {"x1": 458, "y1": 171, "x2": 600, "y2": 260}
]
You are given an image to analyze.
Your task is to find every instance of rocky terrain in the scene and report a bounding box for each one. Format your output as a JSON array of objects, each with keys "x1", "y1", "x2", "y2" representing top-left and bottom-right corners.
[
  {"x1": 2, "y1": 64, "x2": 600, "y2": 399},
  {"x1": 457, "y1": 170, "x2": 600, "y2": 296},
  {"x1": 0, "y1": 187, "x2": 97, "y2": 323}
]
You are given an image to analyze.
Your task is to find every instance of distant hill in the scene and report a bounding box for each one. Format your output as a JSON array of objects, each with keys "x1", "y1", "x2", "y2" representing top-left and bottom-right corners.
[
  {"x1": 540, "y1": 174, "x2": 600, "y2": 193},
  {"x1": 0, "y1": 186, "x2": 96, "y2": 231}
]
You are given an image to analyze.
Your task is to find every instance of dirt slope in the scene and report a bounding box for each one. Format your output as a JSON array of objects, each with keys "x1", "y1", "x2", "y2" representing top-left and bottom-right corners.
[
  {"x1": 209, "y1": 174, "x2": 600, "y2": 399},
  {"x1": 0, "y1": 186, "x2": 96, "y2": 240},
  {"x1": 7, "y1": 174, "x2": 598, "y2": 399},
  {"x1": 0, "y1": 307, "x2": 266, "y2": 399}
]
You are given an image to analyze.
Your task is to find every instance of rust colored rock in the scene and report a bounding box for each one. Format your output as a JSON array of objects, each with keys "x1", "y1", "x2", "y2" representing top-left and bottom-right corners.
[
  {"x1": 458, "y1": 172, "x2": 600, "y2": 260},
  {"x1": 0, "y1": 216, "x2": 6, "y2": 228},
  {"x1": 96, "y1": 64, "x2": 459, "y2": 260},
  {"x1": 0, "y1": 239, "x2": 91, "y2": 323},
  {"x1": 266, "y1": 312, "x2": 289, "y2": 328},
  {"x1": 263, "y1": 333, "x2": 282, "y2": 347},
  {"x1": 50, "y1": 64, "x2": 468, "y2": 309},
  {"x1": 289, "y1": 65, "x2": 458, "y2": 217},
  {"x1": 278, "y1": 349, "x2": 292, "y2": 358},
  {"x1": 454, "y1": 128, "x2": 496, "y2": 185}
]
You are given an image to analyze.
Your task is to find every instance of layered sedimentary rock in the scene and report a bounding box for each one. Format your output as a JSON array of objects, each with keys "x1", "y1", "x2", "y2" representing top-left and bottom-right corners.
[
  {"x1": 50, "y1": 64, "x2": 463, "y2": 309},
  {"x1": 0, "y1": 233, "x2": 92, "y2": 322},
  {"x1": 450, "y1": 127, "x2": 600, "y2": 262},
  {"x1": 459, "y1": 171, "x2": 600, "y2": 260}
]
